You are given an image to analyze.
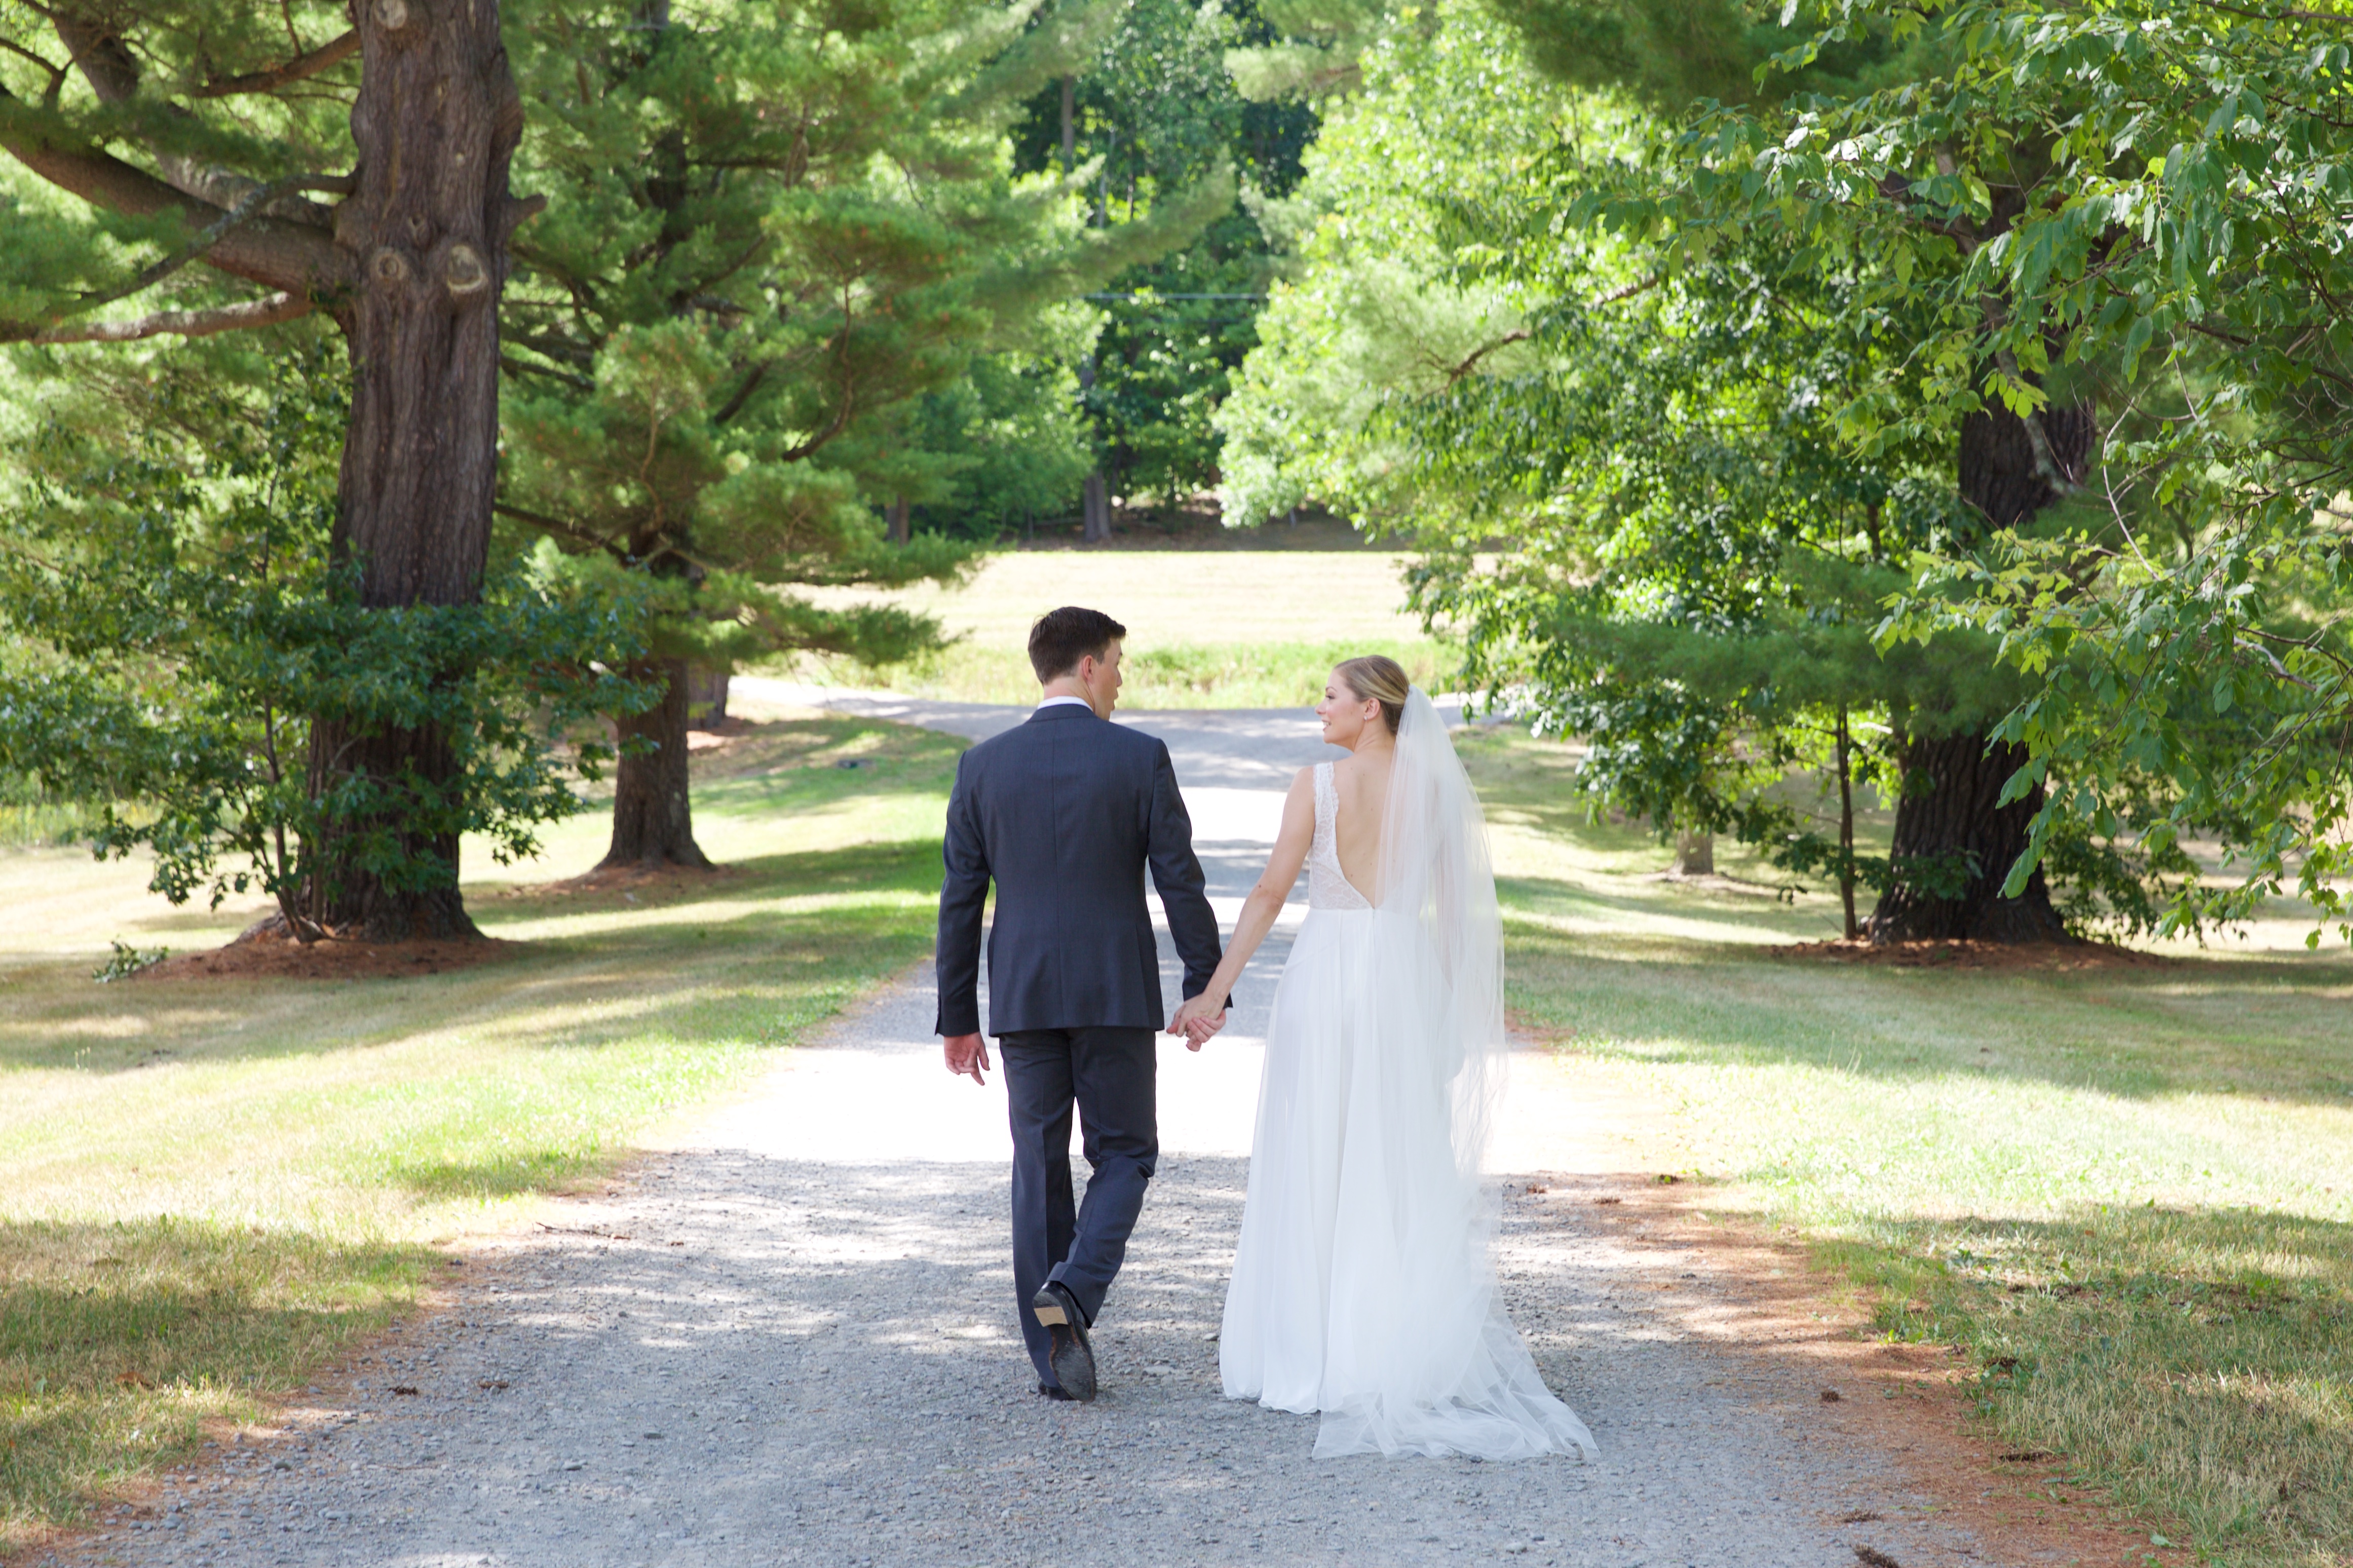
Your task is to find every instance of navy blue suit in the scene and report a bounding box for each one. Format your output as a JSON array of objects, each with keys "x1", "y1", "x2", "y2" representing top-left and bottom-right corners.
[{"x1": 935, "y1": 702, "x2": 1225, "y2": 1387}]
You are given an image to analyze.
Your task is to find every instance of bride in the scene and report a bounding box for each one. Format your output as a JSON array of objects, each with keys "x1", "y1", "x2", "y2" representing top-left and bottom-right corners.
[
  {"x1": 1171, "y1": 656, "x2": 1597, "y2": 1461},
  {"x1": 1176, "y1": 654, "x2": 1600, "y2": 1460}
]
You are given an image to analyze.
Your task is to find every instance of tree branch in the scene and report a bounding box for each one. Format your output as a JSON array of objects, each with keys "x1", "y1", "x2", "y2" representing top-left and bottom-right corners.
[
  {"x1": 0, "y1": 86, "x2": 348, "y2": 297},
  {"x1": 17, "y1": 290, "x2": 311, "y2": 345},
  {"x1": 499, "y1": 353, "x2": 594, "y2": 390},
  {"x1": 492, "y1": 501, "x2": 634, "y2": 561},
  {"x1": 193, "y1": 30, "x2": 359, "y2": 97},
  {"x1": 1443, "y1": 328, "x2": 1532, "y2": 385},
  {"x1": 60, "y1": 172, "x2": 347, "y2": 317},
  {"x1": 1596, "y1": 272, "x2": 1665, "y2": 305}
]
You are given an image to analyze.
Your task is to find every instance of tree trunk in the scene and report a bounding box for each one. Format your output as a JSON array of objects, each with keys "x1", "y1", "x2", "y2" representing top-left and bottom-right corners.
[
  {"x1": 686, "y1": 665, "x2": 729, "y2": 730},
  {"x1": 1082, "y1": 470, "x2": 1112, "y2": 544},
  {"x1": 1866, "y1": 731, "x2": 2068, "y2": 943},
  {"x1": 1867, "y1": 396, "x2": 2091, "y2": 943},
  {"x1": 1834, "y1": 705, "x2": 1859, "y2": 941},
  {"x1": 1669, "y1": 830, "x2": 1714, "y2": 877},
  {"x1": 602, "y1": 656, "x2": 714, "y2": 870},
  {"x1": 888, "y1": 494, "x2": 909, "y2": 544},
  {"x1": 302, "y1": 0, "x2": 525, "y2": 940}
]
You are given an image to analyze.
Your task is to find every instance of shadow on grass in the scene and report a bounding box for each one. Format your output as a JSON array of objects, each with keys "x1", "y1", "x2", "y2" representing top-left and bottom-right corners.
[
  {"x1": 9, "y1": 838, "x2": 947, "y2": 1077},
  {"x1": 0, "y1": 1216, "x2": 433, "y2": 1542},
  {"x1": 1823, "y1": 1204, "x2": 2353, "y2": 1564},
  {"x1": 1506, "y1": 885, "x2": 2353, "y2": 1107}
]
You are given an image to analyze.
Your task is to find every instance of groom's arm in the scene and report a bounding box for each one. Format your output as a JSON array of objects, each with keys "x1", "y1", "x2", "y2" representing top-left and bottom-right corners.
[
  {"x1": 1144, "y1": 742, "x2": 1229, "y2": 1010},
  {"x1": 934, "y1": 751, "x2": 991, "y2": 1038}
]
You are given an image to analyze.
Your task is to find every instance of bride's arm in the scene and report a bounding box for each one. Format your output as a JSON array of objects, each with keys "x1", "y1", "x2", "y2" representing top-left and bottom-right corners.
[{"x1": 1171, "y1": 768, "x2": 1315, "y2": 1039}]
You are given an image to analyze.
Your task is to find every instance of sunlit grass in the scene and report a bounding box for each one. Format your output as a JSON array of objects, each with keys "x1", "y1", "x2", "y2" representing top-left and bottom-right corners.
[
  {"x1": 0, "y1": 711, "x2": 963, "y2": 1550},
  {"x1": 1461, "y1": 724, "x2": 2353, "y2": 1567},
  {"x1": 775, "y1": 548, "x2": 1455, "y2": 708},
  {"x1": 865, "y1": 635, "x2": 1454, "y2": 708}
]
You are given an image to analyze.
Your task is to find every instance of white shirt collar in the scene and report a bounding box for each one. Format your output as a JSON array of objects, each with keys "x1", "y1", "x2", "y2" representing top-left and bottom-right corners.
[{"x1": 1035, "y1": 695, "x2": 1094, "y2": 713}]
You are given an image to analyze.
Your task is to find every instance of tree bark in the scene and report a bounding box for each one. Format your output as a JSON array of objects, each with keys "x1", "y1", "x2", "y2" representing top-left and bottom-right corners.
[
  {"x1": 304, "y1": 0, "x2": 527, "y2": 939},
  {"x1": 1866, "y1": 397, "x2": 2092, "y2": 944},
  {"x1": 1668, "y1": 830, "x2": 1714, "y2": 877},
  {"x1": 687, "y1": 666, "x2": 729, "y2": 730},
  {"x1": 602, "y1": 657, "x2": 714, "y2": 870},
  {"x1": 1835, "y1": 705, "x2": 1859, "y2": 941},
  {"x1": 1082, "y1": 470, "x2": 1112, "y2": 544},
  {"x1": 1866, "y1": 731, "x2": 2068, "y2": 943}
]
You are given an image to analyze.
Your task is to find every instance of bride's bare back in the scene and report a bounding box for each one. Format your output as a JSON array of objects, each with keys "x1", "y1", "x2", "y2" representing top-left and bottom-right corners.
[{"x1": 1326, "y1": 748, "x2": 1392, "y2": 899}]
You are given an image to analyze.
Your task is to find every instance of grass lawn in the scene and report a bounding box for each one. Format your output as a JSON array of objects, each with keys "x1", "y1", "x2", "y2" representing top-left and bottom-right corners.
[
  {"x1": 781, "y1": 548, "x2": 1456, "y2": 707},
  {"x1": 1458, "y1": 724, "x2": 2353, "y2": 1568},
  {"x1": 0, "y1": 710, "x2": 963, "y2": 1551}
]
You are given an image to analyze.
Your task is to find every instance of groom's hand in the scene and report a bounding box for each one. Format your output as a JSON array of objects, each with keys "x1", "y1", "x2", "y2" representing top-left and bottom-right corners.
[
  {"x1": 943, "y1": 1032, "x2": 990, "y2": 1085},
  {"x1": 1167, "y1": 995, "x2": 1227, "y2": 1051}
]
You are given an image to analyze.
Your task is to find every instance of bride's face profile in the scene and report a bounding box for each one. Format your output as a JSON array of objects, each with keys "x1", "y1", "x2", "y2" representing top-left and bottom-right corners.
[{"x1": 1315, "y1": 672, "x2": 1382, "y2": 751}]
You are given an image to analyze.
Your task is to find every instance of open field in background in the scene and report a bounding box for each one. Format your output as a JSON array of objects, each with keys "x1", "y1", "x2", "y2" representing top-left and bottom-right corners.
[
  {"x1": 0, "y1": 711, "x2": 961, "y2": 1549},
  {"x1": 1460, "y1": 726, "x2": 2353, "y2": 1567},
  {"x1": 780, "y1": 548, "x2": 1456, "y2": 708}
]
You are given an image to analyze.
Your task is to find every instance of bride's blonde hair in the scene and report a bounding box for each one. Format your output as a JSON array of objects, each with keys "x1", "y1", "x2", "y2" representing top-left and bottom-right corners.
[{"x1": 1333, "y1": 655, "x2": 1411, "y2": 736}]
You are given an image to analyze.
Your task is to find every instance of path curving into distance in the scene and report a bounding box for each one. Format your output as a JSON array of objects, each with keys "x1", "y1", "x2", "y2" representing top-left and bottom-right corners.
[{"x1": 58, "y1": 687, "x2": 2033, "y2": 1568}]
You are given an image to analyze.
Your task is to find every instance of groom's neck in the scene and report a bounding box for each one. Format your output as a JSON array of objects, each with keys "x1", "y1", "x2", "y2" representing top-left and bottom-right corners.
[{"x1": 1039, "y1": 678, "x2": 1109, "y2": 717}]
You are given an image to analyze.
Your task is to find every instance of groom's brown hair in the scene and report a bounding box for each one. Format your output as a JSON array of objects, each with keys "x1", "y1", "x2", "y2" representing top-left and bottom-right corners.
[{"x1": 1029, "y1": 606, "x2": 1128, "y2": 682}]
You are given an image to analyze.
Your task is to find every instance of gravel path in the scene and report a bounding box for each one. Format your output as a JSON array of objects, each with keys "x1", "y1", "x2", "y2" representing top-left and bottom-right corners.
[{"x1": 62, "y1": 697, "x2": 2033, "y2": 1568}]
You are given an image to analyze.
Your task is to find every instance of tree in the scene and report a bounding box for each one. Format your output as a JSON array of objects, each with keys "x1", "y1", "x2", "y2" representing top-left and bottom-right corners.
[
  {"x1": 1569, "y1": 0, "x2": 2353, "y2": 942},
  {"x1": 1217, "y1": 0, "x2": 2193, "y2": 940},
  {"x1": 1223, "y1": 0, "x2": 2352, "y2": 941},
  {"x1": 0, "y1": 341, "x2": 644, "y2": 936},
  {"x1": 494, "y1": 0, "x2": 1233, "y2": 869},
  {"x1": 1, "y1": 2, "x2": 534, "y2": 937},
  {"x1": 1006, "y1": 0, "x2": 1317, "y2": 523}
]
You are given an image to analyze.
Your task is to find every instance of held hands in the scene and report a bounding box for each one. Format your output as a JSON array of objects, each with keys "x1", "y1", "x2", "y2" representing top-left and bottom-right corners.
[
  {"x1": 943, "y1": 1032, "x2": 990, "y2": 1085},
  {"x1": 1167, "y1": 994, "x2": 1227, "y2": 1051}
]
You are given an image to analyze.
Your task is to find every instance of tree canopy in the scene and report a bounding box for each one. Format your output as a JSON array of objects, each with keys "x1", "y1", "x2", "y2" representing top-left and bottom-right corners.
[{"x1": 1221, "y1": 0, "x2": 2352, "y2": 943}]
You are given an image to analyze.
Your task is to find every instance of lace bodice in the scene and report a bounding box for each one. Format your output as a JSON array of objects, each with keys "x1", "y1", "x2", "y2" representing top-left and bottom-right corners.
[{"x1": 1308, "y1": 762, "x2": 1374, "y2": 911}]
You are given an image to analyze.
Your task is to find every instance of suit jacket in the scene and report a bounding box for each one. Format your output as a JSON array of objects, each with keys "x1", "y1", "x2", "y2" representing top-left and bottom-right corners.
[{"x1": 935, "y1": 703, "x2": 1225, "y2": 1037}]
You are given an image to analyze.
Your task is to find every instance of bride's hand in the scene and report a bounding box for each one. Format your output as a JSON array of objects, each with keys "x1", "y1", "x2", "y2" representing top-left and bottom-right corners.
[{"x1": 1168, "y1": 993, "x2": 1226, "y2": 1049}]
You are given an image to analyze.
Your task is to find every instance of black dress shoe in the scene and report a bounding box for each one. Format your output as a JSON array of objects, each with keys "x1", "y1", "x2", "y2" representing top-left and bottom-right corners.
[
  {"x1": 1031, "y1": 1280, "x2": 1096, "y2": 1402},
  {"x1": 1037, "y1": 1381, "x2": 1076, "y2": 1401}
]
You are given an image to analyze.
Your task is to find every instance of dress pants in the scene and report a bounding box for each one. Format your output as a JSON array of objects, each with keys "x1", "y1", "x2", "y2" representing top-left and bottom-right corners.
[{"x1": 998, "y1": 1025, "x2": 1158, "y2": 1389}]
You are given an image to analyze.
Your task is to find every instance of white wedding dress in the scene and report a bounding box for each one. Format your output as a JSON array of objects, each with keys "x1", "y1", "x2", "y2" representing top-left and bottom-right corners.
[{"x1": 1219, "y1": 690, "x2": 1598, "y2": 1461}]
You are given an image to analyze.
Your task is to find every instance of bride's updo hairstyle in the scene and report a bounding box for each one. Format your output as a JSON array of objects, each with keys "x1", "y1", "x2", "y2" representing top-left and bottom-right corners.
[{"x1": 1333, "y1": 655, "x2": 1411, "y2": 736}]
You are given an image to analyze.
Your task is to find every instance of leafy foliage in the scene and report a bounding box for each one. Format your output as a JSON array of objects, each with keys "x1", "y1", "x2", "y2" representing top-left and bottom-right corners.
[
  {"x1": 1563, "y1": 0, "x2": 2353, "y2": 940},
  {"x1": 0, "y1": 345, "x2": 650, "y2": 933},
  {"x1": 1009, "y1": 0, "x2": 1317, "y2": 511},
  {"x1": 497, "y1": 0, "x2": 1239, "y2": 660}
]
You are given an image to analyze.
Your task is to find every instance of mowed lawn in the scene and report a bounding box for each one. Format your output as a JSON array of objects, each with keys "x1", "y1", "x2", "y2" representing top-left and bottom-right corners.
[
  {"x1": 783, "y1": 547, "x2": 1454, "y2": 706},
  {"x1": 0, "y1": 711, "x2": 963, "y2": 1550},
  {"x1": 1459, "y1": 726, "x2": 2353, "y2": 1568}
]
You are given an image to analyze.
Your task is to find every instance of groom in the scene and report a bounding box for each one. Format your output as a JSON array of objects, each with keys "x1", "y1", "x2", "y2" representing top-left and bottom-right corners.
[{"x1": 935, "y1": 606, "x2": 1228, "y2": 1402}]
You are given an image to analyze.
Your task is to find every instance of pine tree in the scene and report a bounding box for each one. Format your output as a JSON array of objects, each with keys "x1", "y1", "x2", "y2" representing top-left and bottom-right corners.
[
  {"x1": 2, "y1": 2, "x2": 530, "y2": 937},
  {"x1": 4, "y1": 1, "x2": 1235, "y2": 894},
  {"x1": 495, "y1": 0, "x2": 1233, "y2": 868}
]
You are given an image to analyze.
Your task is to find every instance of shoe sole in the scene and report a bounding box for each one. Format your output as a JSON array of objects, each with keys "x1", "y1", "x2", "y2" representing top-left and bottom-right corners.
[
  {"x1": 1035, "y1": 1286, "x2": 1095, "y2": 1401},
  {"x1": 1049, "y1": 1329, "x2": 1096, "y2": 1402}
]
